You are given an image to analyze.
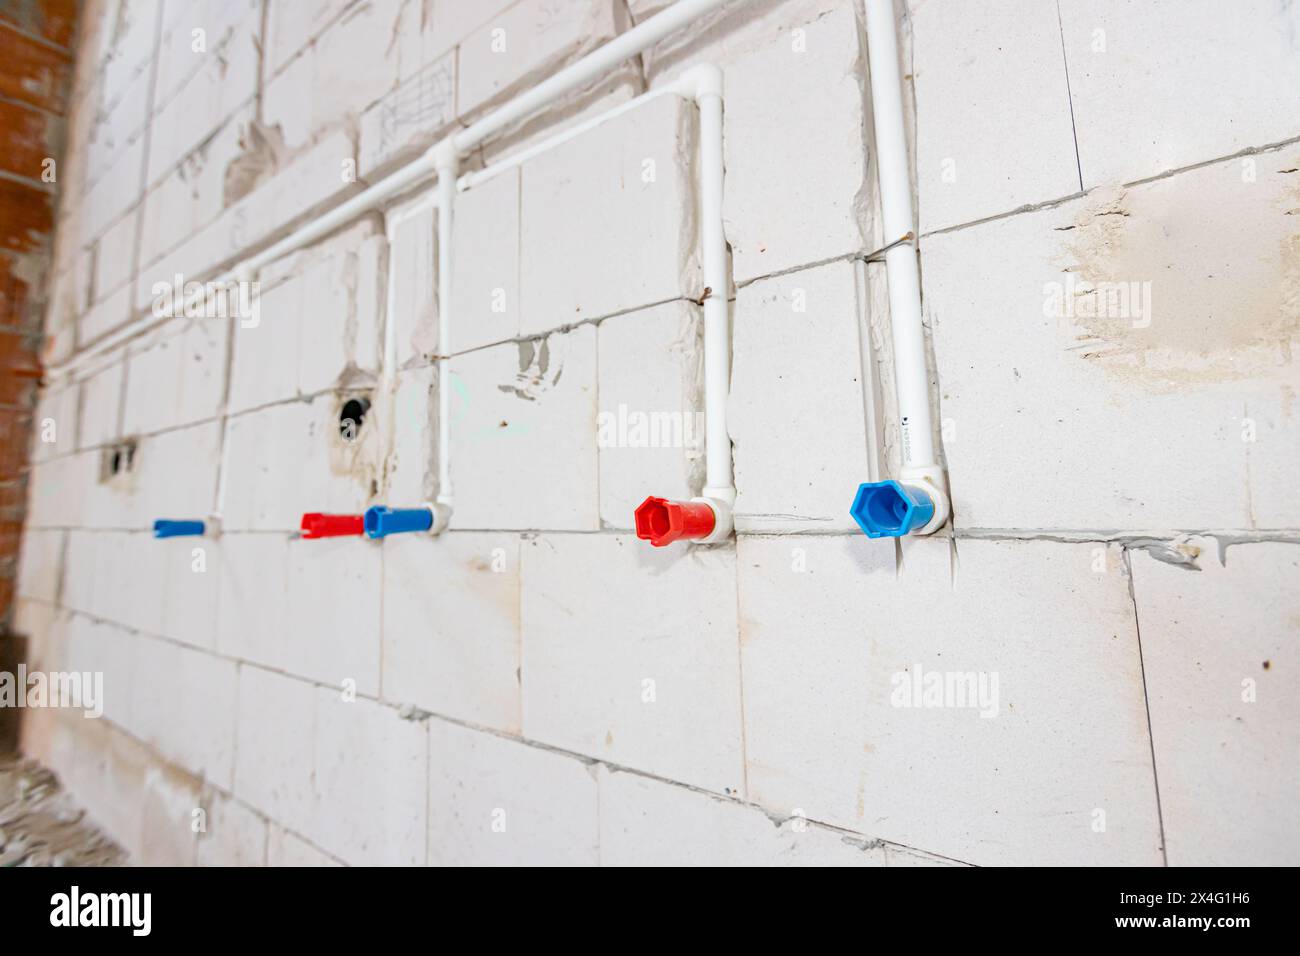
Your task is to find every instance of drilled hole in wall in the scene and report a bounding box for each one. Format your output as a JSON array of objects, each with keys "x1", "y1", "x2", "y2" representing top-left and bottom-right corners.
[
  {"x1": 339, "y1": 398, "x2": 370, "y2": 443},
  {"x1": 98, "y1": 439, "x2": 137, "y2": 483}
]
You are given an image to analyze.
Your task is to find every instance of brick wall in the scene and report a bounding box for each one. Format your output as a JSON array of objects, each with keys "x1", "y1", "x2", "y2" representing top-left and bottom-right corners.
[
  {"x1": 0, "y1": 0, "x2": 76, "y2": 750},
  {"x1": 10, "y1": 0, "x2": 1300, "y2": 865}
]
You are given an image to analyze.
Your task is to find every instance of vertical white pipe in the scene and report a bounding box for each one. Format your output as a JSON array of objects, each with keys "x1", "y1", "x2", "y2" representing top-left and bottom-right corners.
[
  {"x1": 863, "y1": 0, "x2": 935, "y2": 474},
  {"x1": 435, "y1": 153, "x2": 456, "y2": 510},
  {"x1": 694, "y1": 69, "x2": 734, "y2": 506}
]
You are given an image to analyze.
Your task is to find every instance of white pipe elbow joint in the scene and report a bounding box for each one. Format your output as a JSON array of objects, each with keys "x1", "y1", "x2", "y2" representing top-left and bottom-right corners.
[
  {"x1": 899, "y1": 466, "x2": 950, "y2": 536},
  {"x1": 692, "y1": 495, "x2": 733, "y2": 545},
  {"x1": 674, "y1": 63, "x2": 723, "y2": 101},
  {"x1": 430, "y1": 137, "x2": 459, "y2": 175},
  {"x1": 426, "y1": 500, "x2": 453, "y2": 535}
]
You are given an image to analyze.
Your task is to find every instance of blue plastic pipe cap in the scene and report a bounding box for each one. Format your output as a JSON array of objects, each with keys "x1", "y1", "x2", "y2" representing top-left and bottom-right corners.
[
  {"x1": 364, "y1": 505, "x2": 434, "y2": 539},
  {"x1": 153, "y1": 519, "x2": 206, "y2": 539},
  {"x1": 849, "y1": 480, "x2": 935, "y2": 538}
]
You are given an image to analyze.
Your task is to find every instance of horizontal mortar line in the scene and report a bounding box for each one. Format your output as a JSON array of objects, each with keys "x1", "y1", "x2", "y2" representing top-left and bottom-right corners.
[
  {"x1": 84, "y1": 696, "x2": 962, "y2": 868},
  {"x1": 49, "y1": 708, "x2": 350, "y2": 866},
  {"x1": 954, "y1": 527, "x2": 1300, "y2": 544},
  {"x1": 34, "y1": 605, "x2": 970, "y2": 866},
  {"x1": 0, "y1": 166, "x2": 56, "y2": 194},
  {"x1": 28, "y1": 386, "x2": 376, "y2": 467},
  {"x1": 735, "y1": 248, "x2": 865, "y2": 289},
  {"x1": 0, "y1": 18, "x2": 74, "y2": 56},
  {"x1": 0, "y1": 89, "x2": 65, "y2": 121},
  {"x1": 22, "y1": 524, "x2": 1300, "y2": 543},
  {"x1": 920, "y1": 131, "x2": 1300, "y2": 242}
]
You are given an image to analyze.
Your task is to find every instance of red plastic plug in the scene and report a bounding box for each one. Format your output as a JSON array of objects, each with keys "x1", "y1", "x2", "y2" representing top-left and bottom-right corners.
[
  {"x1": 300, "y1": 513, "x2": 365, "y2": 539},
  {"x1": 634, "y1": 496, "x2": 716, "y2": 547}
]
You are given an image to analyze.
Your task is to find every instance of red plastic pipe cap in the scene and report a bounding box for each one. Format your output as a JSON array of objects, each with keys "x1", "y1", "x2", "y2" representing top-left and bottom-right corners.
[
  {"x1": 300, "y1": 513, "x2": 365, "y2": 539},
  {"x1": 634, "y1": 496, "x2": 716, "y2": 547}
]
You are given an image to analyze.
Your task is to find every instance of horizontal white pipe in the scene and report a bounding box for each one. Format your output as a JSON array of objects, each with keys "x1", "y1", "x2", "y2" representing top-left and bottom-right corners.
[
  {"x1": 452, "y1": 0, "x2": 730, "y2": 153},
  {"x1": 458, "y1": 85, "x2": 681, "y2": 194},
  {"x1": 49, "y1": 0, "x2": 732, "y2": 381}
]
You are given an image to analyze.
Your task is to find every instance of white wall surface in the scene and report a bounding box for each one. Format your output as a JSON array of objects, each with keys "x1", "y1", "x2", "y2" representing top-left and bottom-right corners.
[{"x1": 14, "y1": 0, "x2": 1299, "y2": 866}]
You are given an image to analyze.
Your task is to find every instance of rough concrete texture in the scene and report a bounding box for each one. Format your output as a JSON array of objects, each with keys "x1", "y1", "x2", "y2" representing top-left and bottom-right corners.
[
  {"x1": 0, "y1": 753, "x2": 127, "y2": 866},
  {"x1": 8, "y1": 0, "x2": 1299, "y2": 867}
]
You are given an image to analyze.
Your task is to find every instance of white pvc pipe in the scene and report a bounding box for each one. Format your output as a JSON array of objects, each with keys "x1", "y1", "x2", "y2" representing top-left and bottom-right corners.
[
  {"x1": 862, "y1": 0, "x2": 948, "y2": 531},
  {"x1": 49, "y1": 0, "x2": 732, "y2": 381},
  {"x1": 692, "y1": 68, "x2": 734, "y2": 510},
  {"x1": 452, "y1": 0, "x2": 730, "y2": 154},
  {"x1": 434, "y1": 161, "x2": 456, "y2": 516},
  {"x1": 458, "y1": 86, "x2": 680, "y2": 194}
]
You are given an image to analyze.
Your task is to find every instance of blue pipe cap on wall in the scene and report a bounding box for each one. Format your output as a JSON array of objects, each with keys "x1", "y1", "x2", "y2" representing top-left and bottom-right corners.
[
  {"x1": 849, "y1": 480, "x2": 935, "y2": 538},
  {"x1": 153, "y1": 519, "x2": 206, "y2": 538},
  {"x1": 364, "y1": 505, "x2": 434, "y2": 539}
]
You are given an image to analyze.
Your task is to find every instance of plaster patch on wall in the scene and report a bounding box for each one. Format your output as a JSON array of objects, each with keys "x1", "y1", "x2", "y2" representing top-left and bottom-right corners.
[{"x1": 1053, "y1": 153, "x2": 1300, "y2": 392}]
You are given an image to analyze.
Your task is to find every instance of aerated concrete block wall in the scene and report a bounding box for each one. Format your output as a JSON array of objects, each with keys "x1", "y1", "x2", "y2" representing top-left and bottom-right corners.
[{"x1": 10, "y1": 0, "x2": 1299, "y2": 866}]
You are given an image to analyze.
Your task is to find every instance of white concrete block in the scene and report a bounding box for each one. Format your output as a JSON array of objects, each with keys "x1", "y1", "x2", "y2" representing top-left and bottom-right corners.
[
  {"x1": 309, "y1": 691, "x2": 427, "y2": 865},
  {"x1": 222, "y1": 397, "x2": 372, "y2": 532},
  {"x1": 598, "y1": 769, "x2": 886, "y2": 866},
  {"x1": 82, "y1": 137, "x2": 145, "y2": 243},
  {"x1": 263, "y1": 0, "x2": 356, "y2": 78},
  {"x1": 130, "y1": 634, "x2": 238, "y2": 788},
  {"x1": 913, "y1": 0, "x2": 1080, "y2": 233},
  {"x1": 381, "y1": 532, "x2": 521, "y2": 732},
  {"x1": 31, "y1": 384, "x2": 79, "y2": 463},
  {"x1": 159, "y1": 534, "x2": 221, "y2": 650},
  {"x1": 521, "y1": 533, "x2": 744, "y2": 795},
  {"x1": 64, "y1": 613, "x2": 135, "y2": 729},
  {"x1": 135, "y1": 131, "x2": 362, "y2": 316},
  {"x1": 395, "y1": 0, "x2": 516, "y2": 83},
  {"x1": 266, "y1": 826, "x2": 343, "y2": 866},
  {"x1": 87, "y1": 420, "x2": 221, "y2": 531},
  {"x1": 229, "y1": 221, "x2": 382, "y2": 413},
  {"x1": 233, "y1": 665, "x2": 316, "y2": 831},
  {"x1": 92, "y1": 208, "x2": 138, "y2": 300},
  {"x1": 215, "y1": 534, "x2": 289, "y2": 670},
  {"x1": 77, "y1": 360, "x2": 124, "y2": 450},
  {"x1": 136, "y1": 763, "x2": 203, "y2": 866},
  {"x1": 140, "y1": 107, "x2": 250, "y2": 269},
  {"x1": 25, "y1": 454, "x2": 92, "y2": 530},
  {"x1": 1059, "y1": 0, "x2": 1300, "y2": 187},
  {"x1": 1132, "y1": 541, "x2": 1300, "y2": 865},
  {"x1": 148, "y1": 2, "x2": 260, "y2": 183},
  {"x1": 79, "y1": 283, "x2": 134, "y2": 347},
  {"x1": 196, "y1": 792, "x2": 267, "y2": 867},
  {"x1": 518, "y1": 93, "x2": 698, "y2": 334},
  {"x1": 89, "y1": 531, "x2": 165, "y2": 635},
  {"x1": 730, "y1": 262, "x2": 872, "y2": 533},
  {"x1": 387, "y1": 365, "x2": 437, "y2": 506},
  {"x1": 452, "y1": 168, "x2": 520, "y2": 353},
  {"x1": 358, "y1": 51, "x2": 456, "y2": 176},
  {"x1": 450, "y1": 327, "x2": 599, "y2": 531},
  {"x1": 457, "y1": 0, "x2": 618, "y2": 118},
  {"x1": 427, "y1": 721, "x2": 599, "y2": 866},
  {"x1": 719, "y1": 1, "x2": 871, "y2": 281},
  {"x1": 386, "y1": 203, "x2": 438, "y2": 368},
  {"x1": 16, "y1": 529, "x2": 63, "y2": 604},
  {"x1": 261, "y1": 0, "x2": 404, "y2": 154},
  {"x1": 596, "y1": 301, "x2": 702, "y2": 528},
  {"x1": 60, "y1": 531, "x2": 97, "y2": 615},
  {"x1": 285, "y1": 536, "x2": 382, "y2": 696},
  {"x1": 70, "y1": 717, "x2": 148, "y2": 854},
  {"x1": 738, "y1": 535, "x2": 1162, "y2": 866},
  {"x1": 122, "y1": 317, "x2": 228, "y2": 436},
  {"x1": 923, "y1": 152, "x2": 1300, "y2": 531}
]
